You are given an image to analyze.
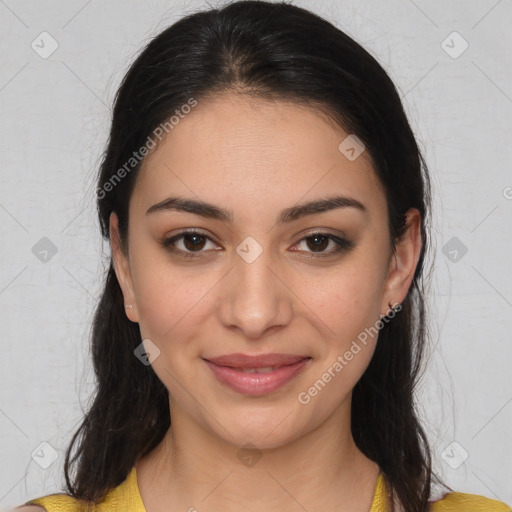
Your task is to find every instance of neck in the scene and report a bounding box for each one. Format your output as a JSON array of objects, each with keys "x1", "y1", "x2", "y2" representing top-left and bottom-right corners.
[{"x1": 136, "y1": 398, "x2": 380, "y2": 512}]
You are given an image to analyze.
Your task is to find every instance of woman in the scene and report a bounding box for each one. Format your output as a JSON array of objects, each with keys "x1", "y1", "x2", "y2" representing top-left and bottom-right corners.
[{"x1": 17, "y1": 1, "x2": 511, "y2": 511}]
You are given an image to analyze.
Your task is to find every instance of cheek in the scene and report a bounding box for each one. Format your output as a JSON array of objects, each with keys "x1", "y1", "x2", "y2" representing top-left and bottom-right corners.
[
  {"x1": 129, "y1": 252, "x2": 187, "y2": 337},
  {"x1": 307, "y1": 263, "x2": 386, "y2": 333},
  {"x1": 130, "y1": 253, "x2": 219, "y2": 352},
  {"x1": 297, "y1": 251, "x2": 389, "y2": 389},
  {"x1": 297, "y1": 271, "x2": 383, "y2": 409}
]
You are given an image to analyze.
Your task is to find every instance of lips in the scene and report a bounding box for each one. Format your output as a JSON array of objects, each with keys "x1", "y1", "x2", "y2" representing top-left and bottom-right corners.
[
  {"x1": 203, "y1": 353, "x2": 309, "y2": 369},
  {"x1": 202, "y1": 353, "x2": 312, "y2": 395}
]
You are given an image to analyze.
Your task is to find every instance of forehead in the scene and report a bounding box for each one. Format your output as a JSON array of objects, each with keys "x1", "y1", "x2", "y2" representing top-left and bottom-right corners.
[{"x1": 133, "y1": 94, "x2": 386, "y2": 221}]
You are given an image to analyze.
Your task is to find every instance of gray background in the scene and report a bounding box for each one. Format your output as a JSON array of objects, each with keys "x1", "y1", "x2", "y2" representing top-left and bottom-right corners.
[{"x1": 1, "y1": 0, "x2": 511, "y2": 509}]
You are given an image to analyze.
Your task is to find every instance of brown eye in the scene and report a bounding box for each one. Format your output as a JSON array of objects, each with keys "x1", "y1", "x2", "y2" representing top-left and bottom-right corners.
[
  {"x1": 161, "y1": 230, "x2": 218, "y2": 258},
  {"x1": 294, "y1": 232, "x2": 354, "y2": 258},
  {"x1": 305, "y1": 234, "x2": 330, "y2": 252},
  {"x1": 182, "y1": 232, "x2": 207, "y2": 251},
  {"x1": 162, "y1": 230, "x2": 353, "y2": 261}
]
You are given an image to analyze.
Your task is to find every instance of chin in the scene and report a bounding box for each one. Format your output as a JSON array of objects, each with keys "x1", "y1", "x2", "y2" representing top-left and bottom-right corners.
[{"x1": 208, "y1": 406, "x2": 308, "y2": 451}]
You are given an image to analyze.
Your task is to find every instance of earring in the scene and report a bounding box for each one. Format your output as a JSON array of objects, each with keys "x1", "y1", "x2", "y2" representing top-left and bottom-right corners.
[
  {"x1": 388, "y1": 301, "x2": 401, "y2": 314},
  {"x1": 125, "y1": 304, "x2": 133, "y2": 309}
]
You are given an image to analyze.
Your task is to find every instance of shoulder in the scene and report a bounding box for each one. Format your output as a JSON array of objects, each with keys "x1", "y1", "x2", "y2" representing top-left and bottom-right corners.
[
  {"x1": 14, "y1": 507, "x2": 47, "y2": 512},
  {"x1": 430, "y1": 491, "x2": 511, "y2": 512},
  {"x1": 18, "y1": 466, "x2": 143, "y2": 512},
  {"x1": 18, "y1": 493, "x2": 85, "y2": 512}
]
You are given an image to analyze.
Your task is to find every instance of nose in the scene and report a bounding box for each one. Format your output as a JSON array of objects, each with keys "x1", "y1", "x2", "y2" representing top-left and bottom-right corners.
[{"x1": 217, "y1": 244, "x2": 294, "y2": 340}]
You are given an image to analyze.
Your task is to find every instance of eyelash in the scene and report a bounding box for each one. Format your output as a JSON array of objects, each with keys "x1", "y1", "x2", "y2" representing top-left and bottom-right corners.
[{"x1": 161, "y1": 229, "x2": 354, "y2": 260}]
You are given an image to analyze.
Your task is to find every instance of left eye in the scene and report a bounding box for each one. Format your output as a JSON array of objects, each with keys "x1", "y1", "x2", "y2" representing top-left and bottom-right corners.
[
  {"x1": 293, "y1": 232, "x2": 352, "y2": 256},
  {"x1": 161, "y1": 230, "x2": 352, "y2": 259}
]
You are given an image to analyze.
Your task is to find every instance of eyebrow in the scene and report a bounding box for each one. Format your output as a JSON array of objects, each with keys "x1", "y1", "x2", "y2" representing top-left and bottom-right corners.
[{"x1": 145, "y1": 195, "x2": 367, "y2": 224}]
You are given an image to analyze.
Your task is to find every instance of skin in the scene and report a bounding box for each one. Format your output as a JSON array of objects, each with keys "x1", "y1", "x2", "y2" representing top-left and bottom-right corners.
[{"x1": 18, "y1": 93, "x2": 421, "y2": 512}]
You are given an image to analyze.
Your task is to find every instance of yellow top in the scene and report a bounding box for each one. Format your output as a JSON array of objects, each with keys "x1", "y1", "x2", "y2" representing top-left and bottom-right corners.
[{"x1": 25, "y1": 467, "x2": 511, "y2": 512}]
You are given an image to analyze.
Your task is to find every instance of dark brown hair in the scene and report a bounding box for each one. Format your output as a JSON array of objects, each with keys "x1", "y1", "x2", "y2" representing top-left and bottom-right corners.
[{"x1": 64, "y1": 1, "x2": 448, "y2": 510}]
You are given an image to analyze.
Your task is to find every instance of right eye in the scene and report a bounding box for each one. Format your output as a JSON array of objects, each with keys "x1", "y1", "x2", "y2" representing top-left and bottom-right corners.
[{"x1": 161, "y1": 230, "x2": 221, "y2": 259}]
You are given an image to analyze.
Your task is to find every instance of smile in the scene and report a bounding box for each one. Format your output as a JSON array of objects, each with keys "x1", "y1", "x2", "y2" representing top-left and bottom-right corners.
[{"x1": 202, "y1": 357, "x2": 312, "y2": 395}]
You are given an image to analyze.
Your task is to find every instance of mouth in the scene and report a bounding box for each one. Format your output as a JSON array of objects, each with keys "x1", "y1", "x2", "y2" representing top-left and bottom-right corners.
[{"x1": 202, "y1": 355, "x2": 312, "y2": 395}]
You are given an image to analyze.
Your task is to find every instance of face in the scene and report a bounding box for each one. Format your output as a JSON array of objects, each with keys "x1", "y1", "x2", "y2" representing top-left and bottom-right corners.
[{"x1": 111, "y1": 93, "x2": 420, "y2": 450}]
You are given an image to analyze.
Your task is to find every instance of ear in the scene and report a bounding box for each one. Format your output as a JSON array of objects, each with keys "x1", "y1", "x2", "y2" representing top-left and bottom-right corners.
[
  {"x1": 381, "y1": 208, "x2": 422, "y2": 315},
  {"x1": 110, "y1": 212, "x2": 139, "y2": 323}
]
